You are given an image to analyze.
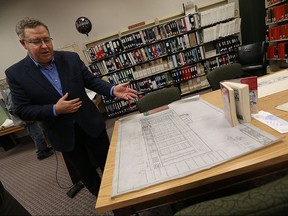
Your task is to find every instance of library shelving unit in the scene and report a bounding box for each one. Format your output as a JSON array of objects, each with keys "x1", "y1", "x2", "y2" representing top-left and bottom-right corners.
[
  {"x1": 265, "y1": 0, "x2": 288, "y2": 67},
  {"x1": 83, "y1": 2, "x2": 241, "y2": 118}
]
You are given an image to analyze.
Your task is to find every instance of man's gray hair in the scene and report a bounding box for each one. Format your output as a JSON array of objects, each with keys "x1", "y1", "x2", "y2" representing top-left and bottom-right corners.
[{"x1": 15, "y1": 17, "x2": 49, "y2": 40}]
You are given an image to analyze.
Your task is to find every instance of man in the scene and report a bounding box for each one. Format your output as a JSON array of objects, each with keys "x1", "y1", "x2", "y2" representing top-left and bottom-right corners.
[
  {"x1": 25, "y1": 121, "x2": 54, "y2": 160},
  {"x1": 5, "y1": 17, "x2": 138, "y2": 196},
  {"x1": 3, "y1": 87, "x2": 53, "y2": 160}
]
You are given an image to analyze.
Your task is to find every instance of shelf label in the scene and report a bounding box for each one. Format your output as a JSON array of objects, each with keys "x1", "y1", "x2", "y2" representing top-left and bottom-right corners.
[{"x1": 128, "y1": 21, "x2": 145, "y2": 29}]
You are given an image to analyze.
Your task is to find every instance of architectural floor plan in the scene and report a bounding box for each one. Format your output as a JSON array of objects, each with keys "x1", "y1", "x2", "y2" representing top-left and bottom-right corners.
[{"x1": 112, "y1": 96, "x2": 280, "y2": 197}]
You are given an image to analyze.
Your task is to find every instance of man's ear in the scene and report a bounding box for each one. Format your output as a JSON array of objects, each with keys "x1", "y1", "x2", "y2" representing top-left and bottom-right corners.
[{"x1": 19, "y1": 39, "x2": 27, "y2": 49}]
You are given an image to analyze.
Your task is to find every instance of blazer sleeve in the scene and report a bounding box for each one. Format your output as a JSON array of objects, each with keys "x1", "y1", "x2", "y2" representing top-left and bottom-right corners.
[{"x1": 5, "y1": 58, "x2": 58, "y2": 121}]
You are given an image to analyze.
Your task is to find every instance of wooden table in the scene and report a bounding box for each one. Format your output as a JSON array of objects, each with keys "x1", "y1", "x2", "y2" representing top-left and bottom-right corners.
[
  {"x1": 0, "y1": 125, "x2": 25, "y2": 150},
  {"x1": 0, "y1": 125, "x2": 25, "y2": 136},
  {"x1": 96, "y1": 89, "x2": 288, "y2": 215}
]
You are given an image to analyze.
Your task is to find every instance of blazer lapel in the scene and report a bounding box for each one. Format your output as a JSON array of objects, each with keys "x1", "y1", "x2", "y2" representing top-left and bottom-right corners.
[
  {"x1": 54, "y1": 52, "x2": 69, "y2": 95},
  {"x1": 23, "y1": 56, "x2": 62, "y2": 98}
]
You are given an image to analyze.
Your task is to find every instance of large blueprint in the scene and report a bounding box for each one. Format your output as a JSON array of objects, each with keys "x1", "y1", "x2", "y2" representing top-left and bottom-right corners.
[{"x1": 112, "y1": 96, "x2": 280, "y2": 197}]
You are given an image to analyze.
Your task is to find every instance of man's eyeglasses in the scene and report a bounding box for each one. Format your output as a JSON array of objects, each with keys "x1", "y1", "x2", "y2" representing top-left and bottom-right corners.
[{"x1": 23, "y1": 38, "x2": 53, "y2": 47}]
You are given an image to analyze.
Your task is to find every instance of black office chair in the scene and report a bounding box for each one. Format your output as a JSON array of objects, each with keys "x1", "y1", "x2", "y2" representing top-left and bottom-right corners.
[
  {"x1": 206, "y1": 63, "x2": 244, "y2": 91},
  {"x1": 136, "y1": 87, "x2": 181, "y2": 113},
  {"x1": 237, "y1": 41, "x2": 266, "y2": 77}
]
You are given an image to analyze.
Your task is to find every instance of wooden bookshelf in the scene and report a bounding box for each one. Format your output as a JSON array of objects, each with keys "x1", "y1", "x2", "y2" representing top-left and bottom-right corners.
[
  {"x1": 265, "y1": 0, "x2": 288, "y2": 70},
  {"x1": 83, "y1": 2, "x2": 241, "y2": 118}
]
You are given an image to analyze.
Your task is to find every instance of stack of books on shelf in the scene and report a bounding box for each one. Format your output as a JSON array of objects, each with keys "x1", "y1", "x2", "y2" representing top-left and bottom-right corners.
[
  {"x1": 266, "y1": 1, "x2": 288, "y2": 24},
  {"x1": 171, "y1": 63, "x2": 205, "y2": 83},
  {"x1": 84, "y1": 39, "x2": 124, "y2": 62},
  {"x1": 203, "y1": 18, "x2": 241, "y2": 43},
  {"x1": 104, "y1": 98, "x2": 138, "y2": 118},
  {"x1": 267, "y1": 23, "x2": 288, "y2": 42},
  {"x1": 133, "y1": 59, "x2": 168, "y2": 79},
  {"x1": 108, "y1": 68, "x2": 135, "y2": 85},
  {"x1": 137, "y1": 73, "x2": 173, "y2": 92},
  {"x1": 180, "y1": 75, "x2": 209, "y2": 94},
  {"x1": 206, "y1": 53, "x2": 238, "y2": 71},
  {"x1": 267, "y1": 42, "x2": 288, "y2": 59},
  {"x1": 200, "y1": 2, "x2": 235, "y2": 27},
  {"x1": 215, "y1": 37, "x2": 241, "y2": 53}
]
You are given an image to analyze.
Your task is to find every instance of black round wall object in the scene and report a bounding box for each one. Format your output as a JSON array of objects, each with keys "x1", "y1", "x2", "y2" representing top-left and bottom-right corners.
[{"x1": 75, "y1": 17, "x2": 92, "y2": 36}]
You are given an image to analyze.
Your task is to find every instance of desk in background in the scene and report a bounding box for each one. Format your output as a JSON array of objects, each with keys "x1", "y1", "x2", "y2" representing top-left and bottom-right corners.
[
  {"x1": 0, "y1": 125, "x2": 25, "y2": 151},
  {"x1": 96, "y1": 75, "x2": 288, "y2": 215}
]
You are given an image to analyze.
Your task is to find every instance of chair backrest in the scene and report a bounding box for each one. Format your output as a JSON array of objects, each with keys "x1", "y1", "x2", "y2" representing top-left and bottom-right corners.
[
  {"x1": 136, "y1": 87, "x2": 181, "y2": 113},
  {"x1": 207, "y1": 63, "x2": 244, "y2": 91},
  {"x1": 237, "y1": 41, "x2": 265, "y2": 66},
  {"x1": 174, "y1": 174, "x2": 288, "y2": 216}
]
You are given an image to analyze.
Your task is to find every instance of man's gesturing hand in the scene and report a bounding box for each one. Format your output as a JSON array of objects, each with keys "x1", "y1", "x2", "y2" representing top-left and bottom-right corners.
[
  {"x1": 55, "y1": 93, "x2": 82, "y2": 115},
  {"x1": 113, "y1": 82, "x2": 138, "y2": 100}
]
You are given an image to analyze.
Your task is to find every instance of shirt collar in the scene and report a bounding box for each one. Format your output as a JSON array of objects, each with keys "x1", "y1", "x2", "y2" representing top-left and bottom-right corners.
[{"x1": 28, "y1": 54, "x2": 55, "y2": 68}]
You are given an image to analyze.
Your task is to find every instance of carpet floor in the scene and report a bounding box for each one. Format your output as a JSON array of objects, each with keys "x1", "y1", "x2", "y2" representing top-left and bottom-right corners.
[
  {"x1": 0, "y1": 139, "x2": 175, "y2": 216},
  {"x1": 0, "y1": 139, "x2": 111, "y2": 215}
]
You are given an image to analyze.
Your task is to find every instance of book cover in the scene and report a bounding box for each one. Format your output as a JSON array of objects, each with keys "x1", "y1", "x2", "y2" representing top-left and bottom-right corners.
[
  {"x1": 220, "y1": 82, "x2": 239, "y2": 127},
  {"x1": 222, "y1": 81, "x2": 251, "y2": 123},
  {"x1": 229, "y1": 76, "x2": 258, "y2": 114}
]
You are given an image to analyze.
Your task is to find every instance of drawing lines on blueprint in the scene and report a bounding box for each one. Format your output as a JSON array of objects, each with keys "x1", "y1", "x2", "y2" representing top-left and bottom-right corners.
[
  {"x1": 140, "y1": 110, "x2": 227, "y2": 181},
  {"x1": 240, "y1": 125, "x2": 277, "y2": 147}
]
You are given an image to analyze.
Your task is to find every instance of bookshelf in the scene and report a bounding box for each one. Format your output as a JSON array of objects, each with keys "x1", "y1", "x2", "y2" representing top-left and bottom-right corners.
[
  {"x1": 83, "y1": 2, "x2": 241, "y2": 118},
  {"x1": 265, "y1": 0, "x2": 288, "y2": 68}
]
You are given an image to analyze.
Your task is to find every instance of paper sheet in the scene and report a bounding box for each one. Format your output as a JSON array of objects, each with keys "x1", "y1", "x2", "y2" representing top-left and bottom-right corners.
[
  {"x1": 85, "y1": 89, "x2": 96, "y2": 100},
  {"x1": 275, "y1": 102, "x2": 288, "y2": 112},
  {"x1": 258, "y1": 69, "x2": 288, "y2": 98},
  {"x1": 252, "y1": 110, "x2": 288, "y2": 133},
  {"x1": 0, "y1": 119, "x2": 14, "y2": 130}
]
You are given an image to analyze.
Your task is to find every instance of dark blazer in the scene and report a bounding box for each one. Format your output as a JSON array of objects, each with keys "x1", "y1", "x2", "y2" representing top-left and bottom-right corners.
[{"x1": 5, "y1": 51, "x2": 113, "y2": 152}]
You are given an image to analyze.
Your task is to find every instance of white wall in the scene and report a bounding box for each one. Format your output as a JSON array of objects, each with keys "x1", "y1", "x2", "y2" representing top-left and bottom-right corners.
[{"x1": 0, "y1": 0, "x2": 228, "y2": 79}]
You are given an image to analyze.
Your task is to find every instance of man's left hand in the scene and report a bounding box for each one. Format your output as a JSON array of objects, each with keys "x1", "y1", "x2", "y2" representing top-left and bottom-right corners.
[{"x1": 113, "y1": 82, "x2": 138, "y2": 100}]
